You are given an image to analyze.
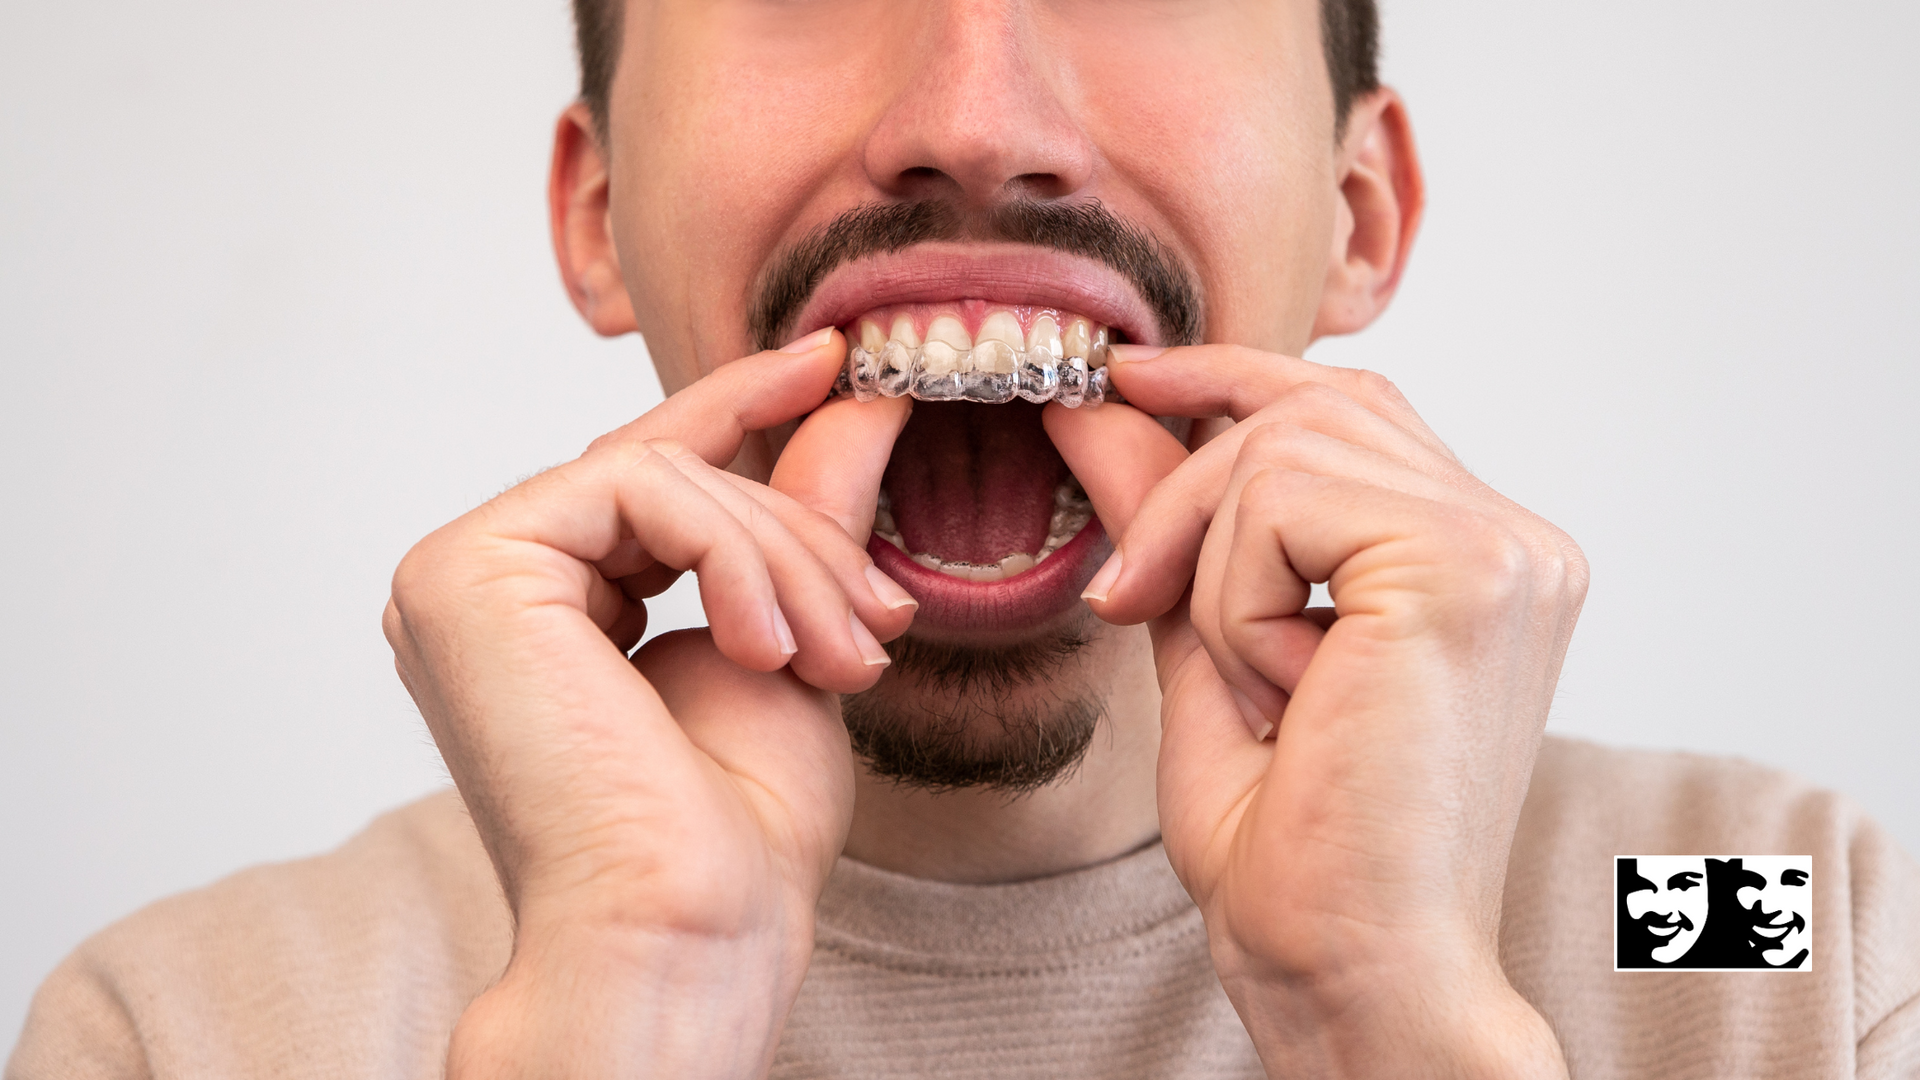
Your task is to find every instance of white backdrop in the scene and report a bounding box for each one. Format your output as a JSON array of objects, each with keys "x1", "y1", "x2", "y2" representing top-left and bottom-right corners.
[{"x1": 3, "y1": 0, "x2": 1916, "y2": 1050}]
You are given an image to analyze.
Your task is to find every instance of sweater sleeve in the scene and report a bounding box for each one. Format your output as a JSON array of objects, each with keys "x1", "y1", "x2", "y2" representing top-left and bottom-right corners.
[
  {"x1": 1852, "y1": 811, "x2": 1920, "y2": 1079},
  {"x1": 6, "y1": 953, "x2": 153, "y2": 1080},
  {"x1": 4, "y1": 791, "x2": 508, "y2": 1080}
]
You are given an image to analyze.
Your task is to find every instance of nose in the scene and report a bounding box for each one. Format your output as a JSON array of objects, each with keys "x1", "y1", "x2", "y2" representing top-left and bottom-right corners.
[{"x1": 861, "y1": 0, "x2": 1096, "y2": 206}]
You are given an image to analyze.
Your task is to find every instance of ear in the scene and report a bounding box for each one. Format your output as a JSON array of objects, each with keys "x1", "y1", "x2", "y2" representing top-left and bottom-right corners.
[
  {"x1": 549, "y1": 102, "x2": 638, "y2": 336},
  {"x1": 1310, "y1": 88, "x2": 1425, "y2": 340}
]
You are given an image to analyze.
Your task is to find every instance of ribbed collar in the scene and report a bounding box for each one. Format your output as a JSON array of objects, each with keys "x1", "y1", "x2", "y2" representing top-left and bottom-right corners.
[{"x1": 812, "y1": 840, "x2": 1202, "y2": 971}]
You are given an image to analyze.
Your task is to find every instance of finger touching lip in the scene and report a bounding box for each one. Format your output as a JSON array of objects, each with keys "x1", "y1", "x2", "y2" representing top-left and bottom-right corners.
[
  {"x1": 770, "y1": 395, "x2": 913, "y2": 540},
  {"x1": 1042, "y1": 401, "x2": 1189, "y2": 542}
]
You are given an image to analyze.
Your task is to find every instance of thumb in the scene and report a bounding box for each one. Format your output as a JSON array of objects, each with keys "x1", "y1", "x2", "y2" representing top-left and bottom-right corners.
[
  {"x1": 1042, "y1": 401, "x2": 1188, "y2": 543},
  {"x1": 769, "y1": 395, "x2": 913, "y2": 540}
]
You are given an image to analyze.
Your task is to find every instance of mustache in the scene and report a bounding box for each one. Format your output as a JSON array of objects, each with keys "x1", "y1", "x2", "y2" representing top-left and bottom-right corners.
[{"x1": 748, "y1": 199, "x2": 1204, "y2": 352}]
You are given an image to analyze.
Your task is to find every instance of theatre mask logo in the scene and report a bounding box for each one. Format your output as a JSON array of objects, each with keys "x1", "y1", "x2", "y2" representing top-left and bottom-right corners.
[{"x1": 1614, "y1": 856, "x2": 1812, "y2": 971}]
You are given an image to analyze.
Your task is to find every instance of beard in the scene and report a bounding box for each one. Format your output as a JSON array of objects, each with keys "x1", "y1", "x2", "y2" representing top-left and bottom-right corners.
[{"x1": 840, "y1": 614, "x2": 1109, "y2": 795}]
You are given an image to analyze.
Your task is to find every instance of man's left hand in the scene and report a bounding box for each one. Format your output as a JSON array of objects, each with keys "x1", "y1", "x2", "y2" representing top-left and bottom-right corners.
[{"x1": 1047, "y1": 344, "x2": 1585, "y2": 1079}]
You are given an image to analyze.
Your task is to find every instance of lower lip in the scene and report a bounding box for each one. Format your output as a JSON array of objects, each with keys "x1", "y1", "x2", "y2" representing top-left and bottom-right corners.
[{"x1": 869, "y1": 519, "x2": 1109, "y2": 638}]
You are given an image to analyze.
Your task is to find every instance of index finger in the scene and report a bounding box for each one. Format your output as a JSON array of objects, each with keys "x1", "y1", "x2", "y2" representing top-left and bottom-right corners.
[
  {"x1": 585, "y1": 328, "x2": 846, "y2": 467},
  {"x1": 1104, "y1": 343, "x2": 1452, "y2": 458}
]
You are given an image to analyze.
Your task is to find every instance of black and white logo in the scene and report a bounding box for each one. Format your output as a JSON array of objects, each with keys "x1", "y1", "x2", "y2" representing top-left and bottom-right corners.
[{"x1": 1614, "y1": 856, "x2": 1811, "y2": 971}]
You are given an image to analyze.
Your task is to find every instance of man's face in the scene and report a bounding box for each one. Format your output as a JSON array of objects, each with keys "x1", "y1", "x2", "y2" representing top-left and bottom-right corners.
[
  {"x1": 589, "y1": 0, "x2": 1366, "y2": 788},
  {"x1": 1624, "y1": 855, "x2": 1710, "y2": 964},
  {"x1": 1737, "y1": 864, "x2": 1811, "y2": 966}
]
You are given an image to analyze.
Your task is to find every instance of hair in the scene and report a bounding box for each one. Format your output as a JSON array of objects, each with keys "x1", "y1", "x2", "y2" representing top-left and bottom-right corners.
[{"x1": 569, "y1": 0, "x2": 1380, "y2": 143}]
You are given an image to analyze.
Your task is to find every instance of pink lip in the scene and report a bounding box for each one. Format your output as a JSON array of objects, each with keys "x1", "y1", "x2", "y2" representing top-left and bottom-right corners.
[
  {"x1": 791, "y1": 244, "x2": 1163, "y2": 349},
  {"x1": 870, "y1": 519, "x2": 1110, "y2": 638}
]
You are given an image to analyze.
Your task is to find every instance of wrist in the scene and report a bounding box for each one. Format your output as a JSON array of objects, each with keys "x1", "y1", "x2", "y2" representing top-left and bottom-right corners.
[
  {"x1": 1220, "y1": 948, "x2": 1566, "y2": 1080},
  {"x1": 448, "y1": 921, "x2": 812, "y2": 1080}
]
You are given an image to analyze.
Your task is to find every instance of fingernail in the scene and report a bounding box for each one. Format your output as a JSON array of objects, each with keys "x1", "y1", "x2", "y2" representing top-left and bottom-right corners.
[
  {"x1": 771, "y1": 608, "x2": 798, "y2": 657},
  {"x1": 779, "y1": 327, "x2": 836, "y2": 354},
  {"x1": 1081, "y1": 550, "x2": 1124, "y2": 603},
  {"x1": 849, "y1": 610, "x2": 891, "y2": 667},
  {"x1": 864, "y1": 564, "x2": 918, "y2": 611},
  {"x1": 1107, "y1": 344, "x2": 1167, "y2": 364},
  {"x1": 1229, "y1": 687, "x2": 1276, "y2": 741}
]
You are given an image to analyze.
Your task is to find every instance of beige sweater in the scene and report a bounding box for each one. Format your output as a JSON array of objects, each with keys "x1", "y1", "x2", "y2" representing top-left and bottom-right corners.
[{"x1": 10, "y1": 737, "x2": 1920, "y2": 1079}]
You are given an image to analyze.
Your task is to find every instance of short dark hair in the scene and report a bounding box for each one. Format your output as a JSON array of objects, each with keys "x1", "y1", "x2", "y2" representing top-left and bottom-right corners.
[{"x1": 570, "y1": 0, "x2": 1379, "y2": 143}]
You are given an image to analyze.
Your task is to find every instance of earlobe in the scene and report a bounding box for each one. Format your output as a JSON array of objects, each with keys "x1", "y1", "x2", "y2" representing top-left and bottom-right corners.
[
  {"x1": 549, "y1": 102, "x2": 638, "y2": 337},
  {"x1": 1310, "y1": 89, "x2": 1426, "y2": 340}
]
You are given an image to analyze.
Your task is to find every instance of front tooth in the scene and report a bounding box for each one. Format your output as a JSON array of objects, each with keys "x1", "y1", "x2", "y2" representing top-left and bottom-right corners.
[
  {"x1": 920, "y1": 339, "x2": 962, "y2": 376},
  {"x1": 889, "y1": 314, "x2": 923, "y2": 349},
  {"x1": 1063, "y1": 318, "x2": 1094, "y2": 360},
  {"x1": 926, "y1": 315, "x2": 971, "y2": 352},
  {"x1": 973, "y1": 310, "x2": 1022, "y2": 376},
  {"x1": 1026, "y1": 314, "x2": 1063, "y2": 359},
  {"x1": 978, "y1": 311, "x2": 1022, "y2": 351},
  {"x1": 965, "y1": 562, "x2": 1005, "y2": 582},
  {"x1": 923, "y1": 315, "x2": 972, "y2": 376},
  {"x1": 858, "y1": 319, "x2": 887, "y2": 353},
  {"x1": 912, "y1": 552, "x2": 942, "y2": 570}
]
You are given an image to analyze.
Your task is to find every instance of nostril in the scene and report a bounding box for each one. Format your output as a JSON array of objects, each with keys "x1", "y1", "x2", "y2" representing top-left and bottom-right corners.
[
  {"x1": 1008, "y1": 173, "x2": 1068, "y2": 200},
  {"x1": 890, "y1": 165, "x2": 960, "y2": 201}
]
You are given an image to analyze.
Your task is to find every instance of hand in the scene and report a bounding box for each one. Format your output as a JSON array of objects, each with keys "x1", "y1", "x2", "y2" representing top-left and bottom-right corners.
[
  {"x1": 382, "y1": 330, "x2": 916, "y2": 1078},
  {"x1": 1046, "y1": 345, "x2": 1585, "y2": 1079}
]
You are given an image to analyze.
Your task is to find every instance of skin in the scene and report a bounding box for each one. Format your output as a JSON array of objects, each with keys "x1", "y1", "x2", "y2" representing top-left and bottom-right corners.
[{"x1": 382, "y1": 0, "x2": 1588, "y2": 1075}]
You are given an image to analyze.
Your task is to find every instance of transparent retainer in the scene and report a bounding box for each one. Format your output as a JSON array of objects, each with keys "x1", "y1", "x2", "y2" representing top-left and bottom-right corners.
[{"x1": 832, "y1": 338, "x2": 1122, "y2": 407}]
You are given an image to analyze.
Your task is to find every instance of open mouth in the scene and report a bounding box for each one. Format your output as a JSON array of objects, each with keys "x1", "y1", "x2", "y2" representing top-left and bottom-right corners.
[{"x1": 842, "y1": 300, "x2": 1121, "y2": 637}]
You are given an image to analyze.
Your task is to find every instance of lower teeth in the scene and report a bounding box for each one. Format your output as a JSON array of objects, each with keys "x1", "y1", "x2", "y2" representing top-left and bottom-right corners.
[
  {"x1": 835, "y1": 346, "x2": 1120, "y2": 408},
  {"x1": 873, "y1": 479, "x2": 1092, "y2": 581}
]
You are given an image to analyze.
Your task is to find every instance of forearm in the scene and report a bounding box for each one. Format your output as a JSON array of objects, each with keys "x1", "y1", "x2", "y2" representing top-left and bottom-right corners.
[
  {"x1": 1223, "y1": 953, "x2": 1568, "y2": 1080},
  {"x1": 447, "y1": 923, "x2": 807, "y2": 1080}
]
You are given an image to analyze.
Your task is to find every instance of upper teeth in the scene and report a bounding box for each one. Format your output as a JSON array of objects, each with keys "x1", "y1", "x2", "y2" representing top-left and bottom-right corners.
[
  {"x1": 871, "y1": 478, "x2": 1094, "y2": 582},
  {"x1": 836, "y1": 307, "x2": 1119, "y2": 408}
]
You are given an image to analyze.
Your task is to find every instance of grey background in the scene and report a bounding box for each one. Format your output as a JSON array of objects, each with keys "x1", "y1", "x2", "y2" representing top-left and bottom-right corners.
[{"x1": 4, "y1": 0, "x2": 1915, "y2": 1050}]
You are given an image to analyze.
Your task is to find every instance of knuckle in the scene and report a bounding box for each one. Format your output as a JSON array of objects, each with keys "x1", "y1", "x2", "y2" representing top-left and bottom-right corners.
[
  {"x1": 1561, "y1": 537, "x2": 1593, "y2": 604},
  {"x1": 1349, "y1": 368, "x2": 1403, "y2": 409},
  {"x1": 1450, "y1": 520, "x2": 1534, "y2": 609},
  {"x1": 387, "y1": 543, "x2": 439, "y2": 615},
  {"x1": 1236, "y1": 464, "x2": 1296, "y2": 514},
  {"x1": 1279, "y1": 379, "x2": 1345, "y2": 410},
  {"x1": 1239, "y1": 419, "x2": 1306, "y2": 462}
]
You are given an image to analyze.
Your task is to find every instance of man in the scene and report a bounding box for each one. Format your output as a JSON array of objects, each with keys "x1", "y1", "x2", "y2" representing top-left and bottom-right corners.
[
  {"x1": 1684, "y1": 859, "x2": 1812, "y2": 972},
  {"x1": 1616, "y1": 856, "x2": 1710, "y2": 968},
  {"x1": 11, "y1": 1, "x2": 1920, "y2": 1077}
]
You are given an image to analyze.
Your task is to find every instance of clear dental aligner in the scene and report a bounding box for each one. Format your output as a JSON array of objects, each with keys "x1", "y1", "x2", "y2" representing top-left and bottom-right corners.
[
  {"x1": 871, "y1": 479, "x2": 1094, "y2": 582},
  {"x1": 832, "y1": 307, "x2": 1122, "y2": 407}
]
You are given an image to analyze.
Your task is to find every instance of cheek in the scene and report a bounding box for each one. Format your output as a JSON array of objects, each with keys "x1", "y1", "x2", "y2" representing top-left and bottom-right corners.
[
  {"x1": 1624, "y1": 893, "x2": 1655, "y2": 919},
  {"x1": 613, "y1": 12, "x2": 880, "y2": 368},
  {"x1": 1065, "y1": 17, "x2": 1334, "y2": 348}
]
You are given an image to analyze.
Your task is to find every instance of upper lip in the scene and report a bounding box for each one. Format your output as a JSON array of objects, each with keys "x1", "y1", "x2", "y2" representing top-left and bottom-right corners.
[{"x1": 788, "y1": 243, "x2": 1164, "y2": 348}]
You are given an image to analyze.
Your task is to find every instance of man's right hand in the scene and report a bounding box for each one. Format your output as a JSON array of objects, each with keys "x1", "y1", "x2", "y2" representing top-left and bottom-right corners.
[{"x1": 381, "y1": 329, "x2": 915, "y2": 1078}]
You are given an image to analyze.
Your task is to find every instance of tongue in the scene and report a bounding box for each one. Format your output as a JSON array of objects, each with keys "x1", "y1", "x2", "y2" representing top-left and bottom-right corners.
[{"x1": 884, "y1": 401, "x2": 1066, "y2": 565}]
